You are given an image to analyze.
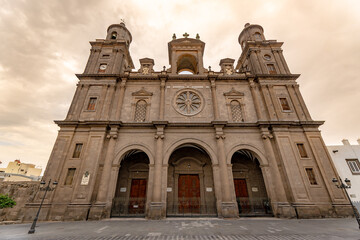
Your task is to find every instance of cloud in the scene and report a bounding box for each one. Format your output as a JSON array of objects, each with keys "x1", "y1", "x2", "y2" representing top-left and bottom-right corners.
[{"x1": 0, "y1": 0, "x2": 359, "y2": 170}]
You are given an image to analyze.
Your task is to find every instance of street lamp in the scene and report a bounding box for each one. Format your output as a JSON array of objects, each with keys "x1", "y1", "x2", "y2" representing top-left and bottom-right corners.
[
  {"x1": 28, "y1": 179, "x2": 58, "y2": 234},
  {"x1": 332, "y1": 177, "x2": 360, "y2": 229}
]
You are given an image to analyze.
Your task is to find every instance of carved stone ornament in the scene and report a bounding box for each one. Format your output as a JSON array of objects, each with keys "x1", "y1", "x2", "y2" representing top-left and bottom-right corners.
[
  {"x1": 132, "y1": 87, "x2": 153, "y2": 96},
  {"x1": 223, "y1": 88, "x2": 244, "y2": 96},
  {"x1": 174, "y1": 89, "x2": 203, "y2": 116},
  {"x1": 225, "y1": 67, "x2": 233, "y2": 75}
]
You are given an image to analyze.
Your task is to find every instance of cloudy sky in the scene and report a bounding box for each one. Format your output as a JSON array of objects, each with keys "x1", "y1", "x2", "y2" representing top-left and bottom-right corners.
[{"x1": 1, "y1": 0, "x2": 360, "y2": 171}]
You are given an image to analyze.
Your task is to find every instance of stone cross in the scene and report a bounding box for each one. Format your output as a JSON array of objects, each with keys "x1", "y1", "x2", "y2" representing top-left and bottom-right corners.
[{"x1": 183, "y1": 32, "x2": 189, "y2": 38}]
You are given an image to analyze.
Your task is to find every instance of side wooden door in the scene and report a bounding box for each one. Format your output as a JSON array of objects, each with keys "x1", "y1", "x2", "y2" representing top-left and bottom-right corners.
[
  {"x1": 128, "y1": 179, "x2": 147, "y2": 214},
  {"x1": 234, "y1": 179, "x2": 250, "y2": 213},
  {"x1": 178, "y1": 174, "x2": 200, "y2": 214}
]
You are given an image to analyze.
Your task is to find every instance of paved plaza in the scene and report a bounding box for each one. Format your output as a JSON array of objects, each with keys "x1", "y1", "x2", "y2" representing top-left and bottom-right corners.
[{"x1": 1, "y1": 218, "x2": 359, "y2": 240}]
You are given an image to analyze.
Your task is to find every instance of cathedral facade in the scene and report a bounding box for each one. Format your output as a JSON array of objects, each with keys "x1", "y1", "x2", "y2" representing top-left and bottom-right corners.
[{"x1": 24, "y1": 23, "x2": 353, "y2": 221}]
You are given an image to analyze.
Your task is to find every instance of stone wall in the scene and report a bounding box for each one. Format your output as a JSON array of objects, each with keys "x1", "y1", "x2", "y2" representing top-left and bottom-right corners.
[{"x1": 0, "y1": 181, "x2": 39, "y2": 222}]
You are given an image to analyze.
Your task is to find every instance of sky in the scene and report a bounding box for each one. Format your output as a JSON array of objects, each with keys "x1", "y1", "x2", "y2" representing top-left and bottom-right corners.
[{"x1": 0, "y1": 0, "x2": 360, "y2": 171}]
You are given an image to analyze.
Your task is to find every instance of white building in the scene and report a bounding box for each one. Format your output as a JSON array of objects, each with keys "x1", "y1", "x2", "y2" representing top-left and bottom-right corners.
[{"x1": 327, "y1": 139, "x2": 360, "y2": 206}]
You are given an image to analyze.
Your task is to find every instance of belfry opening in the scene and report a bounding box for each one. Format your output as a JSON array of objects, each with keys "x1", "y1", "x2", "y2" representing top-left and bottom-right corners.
[{"x1": 166, "y1": 144, "x2": 217, "y2": 217}]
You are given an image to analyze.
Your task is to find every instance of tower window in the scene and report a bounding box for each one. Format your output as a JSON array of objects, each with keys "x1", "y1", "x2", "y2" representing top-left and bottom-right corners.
[
  {"x1": 73, "y1": 143, "x2": 83, "y2": 158},
  {"x1": 254, "y1": 32, "x2": 262, "y2": 41},
  {"x1": 87, "y1": 97, "x2": 97, "y2": 111},
  {"x1": 111, "y1": 32, "x2": 117, "y2": 39},
  {"x1": 279, "y1": 97, "x2": 291, "y2": 111},
  {"x1": 305, "y1": 168, "x2": 317, "y2": 185},
  {"x1": 297, "y1": 143, "x2": 308, "y2": 158},
  {"x1": 64, "y1": 168, "x2": 76, "y2": 185},
  {"x1": 230, "y1": 100, "x2": 243, "y2": 122},
  {"x1": 267, "y1": 64, "x2": 277, "y2": 74},
  {"x1": 134, "y1": 100, "x2": 147, "y2": 122},
  {"x1": 347, "y1": 159, "x2": 360, "y2": 174}
]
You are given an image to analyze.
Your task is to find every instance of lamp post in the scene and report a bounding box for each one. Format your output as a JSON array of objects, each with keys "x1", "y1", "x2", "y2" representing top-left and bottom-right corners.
[
  {"x1": 332, "y1": 177, "x2": 360, "y2": 229},
  {"x1": 28, "y1": 179, "x2": 58, "y2": 234}
]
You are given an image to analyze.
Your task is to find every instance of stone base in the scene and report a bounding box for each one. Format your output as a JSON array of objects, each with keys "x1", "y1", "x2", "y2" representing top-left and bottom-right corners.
[
  {"x1": 147, "y1": 202, "x2": 165, "y2": 219},
  {"x1": 332, "y1": 204, "x2": 355, "y2": 217},
  {"x1": 88, "y1": 204, "x2": 109, "y2": 220},
  {"x1": 221, "y1": 202, "x2": 238, "y2": 218},
  {"x1": 64, "y1": 204, "x2": 91, "y2": 221},
  {"x1": 23, "y1": 203, "x2": 51, "y2": 222},
  {"x1": 272, "y1": 202, "x2": 297, "y2": 218}
]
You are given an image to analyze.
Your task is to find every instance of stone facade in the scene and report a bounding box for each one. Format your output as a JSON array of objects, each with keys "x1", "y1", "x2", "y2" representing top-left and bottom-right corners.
[{"x1": 19, "y1": 22, "x2": 353, "y2": 222}]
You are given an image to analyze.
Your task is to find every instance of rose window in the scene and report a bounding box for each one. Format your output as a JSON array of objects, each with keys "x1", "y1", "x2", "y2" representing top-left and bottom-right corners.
[{"x1": 175, "y1": 90, "x2": 202, "y2": 116}]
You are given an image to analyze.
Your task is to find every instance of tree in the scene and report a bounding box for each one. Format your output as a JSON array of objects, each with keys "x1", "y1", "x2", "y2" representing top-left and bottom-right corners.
[{"x1": 0, "y1": 194, "x2": 16, "y2": 209}]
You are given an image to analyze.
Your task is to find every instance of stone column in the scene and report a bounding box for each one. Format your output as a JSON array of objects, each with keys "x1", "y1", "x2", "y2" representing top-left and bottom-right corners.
[
  {"x1": 293, "y1": 85, "x2": 312, "y2": 120},
  {"x1": 112, "y1": 49, "x2": 123, "y2": 74},
  {"x1": 159, "y1": 78, "x2": 166, "y2": 120},
  {"x1": 287, "y1": 84, "x2": 306, "y2": 121},
  {"x1": 100, "y1": 84, "x2": 116, "y2": 120},
  {"x1": 66, "y1": 84, "x2": 81, "y2": 120},
  {"x1": 272, "y1": 49, "x2": 286, "y2": 74},
  {"x1": 210, "y1": 78, "x2": 220, "y2": 120},
  {"x1": 277, "y1": 49, "x2": 291, "y2": 74},
  {"x1": 249, "y1": 49, "x2": 261, "y2": 74},
  {"x1": 89, "y1": 48, "x2": 101, "y2": 73},
  {"x1": 115, "y1": 78, "x2": 127, "y2": 120},
  {"x1": 255, "y1": 50, "x2": 267, "y2": 73},
  {"x1": 260, "y1": 84, "x2": 277, "y2": 121},
  {"x1": 213, "y1": 123, "x2": 238, "y2": 217},
  {"x1": 149, "y1": 122, "x2": 167, "y2": 219},
  {"x1": 261, "y1": 129, "x2": 295, "y2": 217},
  {"x1": 95, "y1": 127, "x2": 118, "y2": 205},
  {"x1": 74, "y1": 84, "x2": 90, "y2": 120},
  {"x1": 249, "y1": 78, "x2": 264, "y2": 121}
]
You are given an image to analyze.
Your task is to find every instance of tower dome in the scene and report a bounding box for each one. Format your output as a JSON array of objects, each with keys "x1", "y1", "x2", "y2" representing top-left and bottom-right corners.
[
  {"x1": 106, "y1": 22, "x2": 132, "y2": 44},
  {"x1": 238, "y1": 23, "x2": 265, "y2": 50}
]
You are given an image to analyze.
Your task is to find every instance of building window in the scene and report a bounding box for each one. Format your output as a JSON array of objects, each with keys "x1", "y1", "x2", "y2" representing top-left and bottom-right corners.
[
  {"x1": 87, "y1": 97, "x2": 97, "y2": 111},
  {"x1": 230, "y1": 100, "x2": 243, "y2": 122},
  {"x1": 297, "y1": 143, "x2": 308, "y2": 158},
  {"x1": 134, "y1": 100, "x2": 147, "y2": 122},
  {"x1": 279, "y1": 97, "x2": 291, "y2": 111},
  {"x1": 347, "y1": 159, "x2": 360, "y2": 174},
  {"x1": 254, "y1": 32, "x2": 262, "y2": 41},
  {"x1": 305, "y1": 168, "x2": 317, "y2": 185},
  {"x1": 111, "y1": 32, "x2": 117, "y2": 39},
  {"x1": 267, "y1": 64, "x2": 277, "y2": 74},
  {"x1": 64, "y1": 168, "x2": 76, "y2": 185},
  {"x1": 73, "y1": 143, "x2": 83, "y2": 158}
]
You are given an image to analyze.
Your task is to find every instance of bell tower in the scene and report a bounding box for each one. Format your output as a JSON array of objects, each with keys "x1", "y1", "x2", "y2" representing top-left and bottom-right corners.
[
  {"x1": 236, "y1": 23, "x2": 291, "y2": 75},
  {"x1": 168, "y1": 33, "x2": 206, "y2": 74},
  {"x1": 83, "y1": 22, "x2": 134, "y2": 75}
]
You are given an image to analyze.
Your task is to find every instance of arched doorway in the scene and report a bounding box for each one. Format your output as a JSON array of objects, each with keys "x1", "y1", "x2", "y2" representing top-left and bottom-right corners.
[
  {"x1": 231, "y1": 150, "x2": 272, "y2": 216},
  {"x1": 166, "y1": 144, "x2": 217, "y2": 217},
  {"x1": 111, "y1": 150, "x2": 149, "y2": 217}
]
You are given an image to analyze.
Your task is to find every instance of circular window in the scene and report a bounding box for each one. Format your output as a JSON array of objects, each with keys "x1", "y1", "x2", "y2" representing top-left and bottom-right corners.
[
  {"x1": 263, "y1": 54, "x2": 271, "y2": 61},
  {"x1": 174, "y1": 90, "x2": 203, "y2": 116}
]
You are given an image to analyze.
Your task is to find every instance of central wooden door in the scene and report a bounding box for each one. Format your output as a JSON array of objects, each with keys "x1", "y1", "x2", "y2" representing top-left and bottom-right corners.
[
  {"x1": 234, "y1": 179, "x2": 250, "y2": 213},
  {"x1": 178, "y1": 174, "x2": 200, "y2": 214},
  {"x1": 128, "y1": 179, "x2": 147, "y2": 214}
]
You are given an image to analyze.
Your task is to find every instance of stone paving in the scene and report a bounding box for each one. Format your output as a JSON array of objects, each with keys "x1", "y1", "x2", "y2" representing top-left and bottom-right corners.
[{"x1": 1, "y1": 218, "x2": 360, "y2": 240}]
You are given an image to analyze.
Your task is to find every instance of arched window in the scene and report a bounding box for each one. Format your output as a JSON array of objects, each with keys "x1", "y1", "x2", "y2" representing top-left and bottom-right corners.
[
  {"x1": 111, "y1": 32, "x2": 117, "y2": 39},
  {"x1": 134, "y1": 100, "x2": 147, "y2": 122},
  {"x1": 230, "y1": 100, "x2": 243, "y2": 122},
  {"x1": 254, "y1": 32, "x2": 262, "y2": 41}
]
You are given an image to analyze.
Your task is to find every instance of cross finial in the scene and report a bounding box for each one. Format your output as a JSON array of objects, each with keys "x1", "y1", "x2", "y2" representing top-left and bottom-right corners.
[
  {"x1": 172, "y1": 33, "x2": 176, "y2": 40},
  {"x1": 120, "y1": 19, "x2": 125, "y2": 25},
  {"x1": 196, "y1": 33, "x2": 200, "y2": 40},
  {"x1": 183, "y1": 32, "x2": 189, "y2": 38}
]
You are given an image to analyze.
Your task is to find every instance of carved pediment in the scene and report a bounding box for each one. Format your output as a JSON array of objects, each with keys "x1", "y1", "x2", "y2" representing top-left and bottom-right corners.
[
  {"x1": 223, "y1": 88, "x2": 244, "y2": 96},
  {"x1": 132, "y1": 87, "x2": 153, "y2": 96}
]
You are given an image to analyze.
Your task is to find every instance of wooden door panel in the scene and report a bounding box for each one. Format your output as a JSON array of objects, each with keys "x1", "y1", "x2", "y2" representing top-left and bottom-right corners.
[
  {"x1": 129, "y1": 179, "x2": 147, "y2": 214},
  {"x1": 234, "y1": 179, "x2": 250, "y2": 213},
  {"x1": 178, "y1": 175, "x2": 200, "y2": 213}
]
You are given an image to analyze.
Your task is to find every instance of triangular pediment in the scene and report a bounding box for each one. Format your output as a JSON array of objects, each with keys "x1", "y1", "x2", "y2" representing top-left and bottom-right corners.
[
  {"x1": 223, "y1": 87, "x2": 244, "y2": 96},
  {"x1": 132, "y1": 87, "x2": 153, "y2": 96}
]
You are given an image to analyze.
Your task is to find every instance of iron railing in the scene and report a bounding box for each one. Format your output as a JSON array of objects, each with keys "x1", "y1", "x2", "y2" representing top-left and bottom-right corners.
[
  {"x1": 167, "y1": 197, "x2": 217, "y2": 217},
  {"x1": 111, "y1": 197, "x2": 146, "y2": 217},
  {"x1": 236, "y1": 197, "x2": 272, "y2": 216}
]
